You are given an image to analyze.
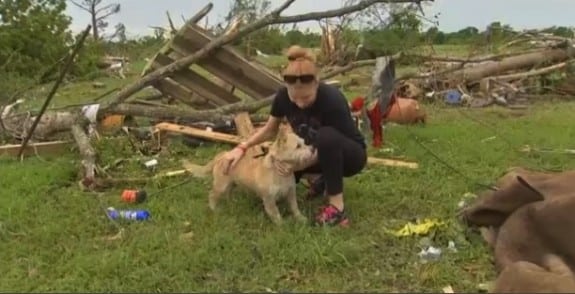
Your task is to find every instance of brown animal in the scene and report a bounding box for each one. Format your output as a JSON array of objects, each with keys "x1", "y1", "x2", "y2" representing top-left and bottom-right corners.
[
  {"x1": 461, "y1": 167, "x2": 575, "y2": 293},
  {"x1": 198, "y1": 125, "x2": 315, "y2": 225},
  {"x1": 493, "y1": 255, "x2": 575, "y2": 293}
]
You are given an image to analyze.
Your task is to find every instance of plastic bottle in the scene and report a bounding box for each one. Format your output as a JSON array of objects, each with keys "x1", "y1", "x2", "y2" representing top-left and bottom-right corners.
[{"x1": 106, "y1": 207, "x2": 150, "y2": 221}]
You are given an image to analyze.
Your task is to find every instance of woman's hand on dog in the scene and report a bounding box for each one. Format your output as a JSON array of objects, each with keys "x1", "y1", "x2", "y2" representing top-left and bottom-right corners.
[{"x1": 223, "y1": 147, "x2": 245, "y2": 174}]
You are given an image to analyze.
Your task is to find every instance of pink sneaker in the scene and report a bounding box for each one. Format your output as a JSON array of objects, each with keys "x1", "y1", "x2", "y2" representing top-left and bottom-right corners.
[{"x1": 315, "y1": 204, "x2": 349, "y2": 227}]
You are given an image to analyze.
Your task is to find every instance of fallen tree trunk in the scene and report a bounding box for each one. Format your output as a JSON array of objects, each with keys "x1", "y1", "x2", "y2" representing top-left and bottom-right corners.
[
  {"x1": 491, "y1": 61, "x2": 571, "y2": 81},
  {"x1": 1, "y1": 111, "x2": 83, "y2": 141},
  {"x1": 447, "y1": 48, "x2": 571, "y2": 83},
  {"x1": 102, "y1": 103, "x2": 268, "y2": 123}
]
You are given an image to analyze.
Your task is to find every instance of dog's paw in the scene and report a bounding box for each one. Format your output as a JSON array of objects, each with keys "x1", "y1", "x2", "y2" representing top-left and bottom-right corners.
[
  {"x1": 270, "y1": 216, "x2": 284, "y2": 226},
  {"x1": 295, "y1": 214, "x2": 308, "y2": 223}
]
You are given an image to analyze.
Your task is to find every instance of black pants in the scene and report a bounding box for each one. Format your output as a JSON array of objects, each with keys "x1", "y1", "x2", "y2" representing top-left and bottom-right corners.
[{"x1": 294, "y1": 126, "x2": 367, "y2": 195}]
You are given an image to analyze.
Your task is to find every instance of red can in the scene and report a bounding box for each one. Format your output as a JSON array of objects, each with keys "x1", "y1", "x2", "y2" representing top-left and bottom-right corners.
[{"x1": 121, "y1": 189, "x2": 147, "y2": 204}]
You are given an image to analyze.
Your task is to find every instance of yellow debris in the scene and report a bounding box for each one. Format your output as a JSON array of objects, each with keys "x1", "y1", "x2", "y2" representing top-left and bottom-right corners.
[{"x1": 387, "y1": 218, "x2": 446, "y2": 237}]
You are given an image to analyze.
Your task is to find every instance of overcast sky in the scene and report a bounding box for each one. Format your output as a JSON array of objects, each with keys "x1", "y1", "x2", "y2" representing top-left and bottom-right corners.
[{"x1": 65, "y1": 0, "x2": 575, "y2": 38}]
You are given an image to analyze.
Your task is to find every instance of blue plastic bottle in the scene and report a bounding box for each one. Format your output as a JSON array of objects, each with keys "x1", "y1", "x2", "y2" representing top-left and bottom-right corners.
[{"x1": 106, "y1": 207, "x2": 150, "y2": 221}]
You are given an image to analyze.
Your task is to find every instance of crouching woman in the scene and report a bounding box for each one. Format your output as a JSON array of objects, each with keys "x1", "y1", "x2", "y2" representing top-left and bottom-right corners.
[{"x1": 221, "y1": 45, "x2": 367, "y2": 227}]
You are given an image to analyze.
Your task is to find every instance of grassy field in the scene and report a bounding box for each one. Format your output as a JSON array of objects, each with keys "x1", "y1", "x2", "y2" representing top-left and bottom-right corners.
[{"x1": 2, "y1": 44, "x2": 575, "y2": 292}]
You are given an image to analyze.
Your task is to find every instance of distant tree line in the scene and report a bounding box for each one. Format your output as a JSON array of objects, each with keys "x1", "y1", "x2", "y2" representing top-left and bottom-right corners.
[{"x1": 1, "y1": 0, "x2": 573, "y2": 102}]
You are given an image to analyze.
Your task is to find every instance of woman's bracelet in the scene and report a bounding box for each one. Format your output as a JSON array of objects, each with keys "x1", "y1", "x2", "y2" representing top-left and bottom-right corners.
[{"x1": 235, "y1": 142, "x2": 248, "y2": 153}]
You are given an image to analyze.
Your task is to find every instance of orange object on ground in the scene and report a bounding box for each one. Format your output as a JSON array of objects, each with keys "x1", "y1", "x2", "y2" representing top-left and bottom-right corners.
[
  {"x1": 383, "y1": 97, "x2": 427, "y2": 125},
  {"x1": 350, "y1": 95, "x2": 425, "y2": 148},
  {"x1": 121, "y1": 189, "x2": 147, "y2": 203},
  {"x1": 99, "y1": 114, "x2": 125, "y2": 132}
]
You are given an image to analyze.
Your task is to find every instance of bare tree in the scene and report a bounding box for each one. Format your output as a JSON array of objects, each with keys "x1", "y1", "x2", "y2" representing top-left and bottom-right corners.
[
  {"x1": 108, "y1": 23, "x2": 126, "y2": 42},
  {"x1": 69, "y1": 0, "x2": 120, "y2": 40}
]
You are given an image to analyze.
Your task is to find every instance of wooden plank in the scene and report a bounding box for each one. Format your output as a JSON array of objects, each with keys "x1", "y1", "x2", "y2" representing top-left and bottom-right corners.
[
  {"x1": 154, "y1": 54, "x2": 242, "y2": 106},
  {"x1": 156, "y1": 121, "x2": 418, "y2": 169},
  {"x1": 233, "y1": 112, "x2": 255, "y2": 138},
  {"x1": 155, "y1": 122, "x2": 242, "y2": 145},
  {"x1": 367, "y1": 157, "x2": 418, "y2": 169},
  {"x1": 147, "y1": 53, "x2": 216, "y2": 110},
  {"x1": 0, "y1": 141, "x2": 73, "y2": 157},
  {"x1": 174, "y1": 24, "x2": 282, "y2": 99},
  {"x1": 169, "y1": 37, "x2": 269, "y2": 100},
  {"x1": 155, "y1": 78, "x2": 216, "y2": 110},
  {"x1": 165, "y1": 49, "x2": 236, "y2": 95},
  {"x1": 233, "y1": 112, "x2": 258, "y2": 156}
]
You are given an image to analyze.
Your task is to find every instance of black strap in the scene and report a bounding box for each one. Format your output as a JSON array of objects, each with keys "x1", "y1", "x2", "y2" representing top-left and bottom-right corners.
[{"x1": 252, "y1": 145, "x2": 269, "y2": 158}]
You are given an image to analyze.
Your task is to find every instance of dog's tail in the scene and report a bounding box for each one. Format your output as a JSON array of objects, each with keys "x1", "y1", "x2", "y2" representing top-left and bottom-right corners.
[{"x1": 181, "y1": 158, "x2": 217, "y2": 178}]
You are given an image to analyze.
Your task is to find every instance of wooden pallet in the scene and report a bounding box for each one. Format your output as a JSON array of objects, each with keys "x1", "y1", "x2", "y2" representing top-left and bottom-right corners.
[{"x1": 142, "y1": 20, "x2": 283, "y2": 110}]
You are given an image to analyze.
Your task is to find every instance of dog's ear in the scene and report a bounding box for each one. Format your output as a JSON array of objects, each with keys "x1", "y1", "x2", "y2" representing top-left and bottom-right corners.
[{"x1": 516, "y1": 175, "x2": 546, "y2": 200}]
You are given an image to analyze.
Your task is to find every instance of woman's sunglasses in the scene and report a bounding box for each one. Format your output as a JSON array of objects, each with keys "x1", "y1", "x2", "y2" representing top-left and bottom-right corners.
[{"x1": 283, "y1": 74, "x2": 315, "y2": 85}]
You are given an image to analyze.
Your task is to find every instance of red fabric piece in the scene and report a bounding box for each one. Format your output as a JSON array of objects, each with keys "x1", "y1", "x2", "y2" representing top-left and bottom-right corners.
[
  {"x1": 350, "y1": 96, "x2": 364, "y2": 112},
  {"x1": 367, "y1": 101, "x2": 383, "y2": 147},
  {"x1": 350, "y1": 95, "x2": 398, "y2": 148}
]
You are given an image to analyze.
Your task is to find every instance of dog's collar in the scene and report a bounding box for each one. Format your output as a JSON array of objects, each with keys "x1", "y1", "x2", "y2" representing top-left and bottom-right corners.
[
  {"x1": 252, "y1": 145, "x2": 269, "y2": 159},
  {"x1": 253, "y1": 145, "x2": 282, "y2": 171}
]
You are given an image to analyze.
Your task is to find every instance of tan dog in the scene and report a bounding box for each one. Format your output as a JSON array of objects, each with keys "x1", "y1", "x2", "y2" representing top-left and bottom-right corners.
[{"x1": 197, "y1": 125, "x2": 315, "y2": 225}]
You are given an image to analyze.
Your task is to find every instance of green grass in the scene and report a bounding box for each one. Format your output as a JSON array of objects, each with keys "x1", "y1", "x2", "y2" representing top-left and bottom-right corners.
[
  {"x1": 3, "y1": 43, "x2": 574, "y2": 292},
  {"x1": 3, "y1": 98, "x2": 575, "y2": 292}
]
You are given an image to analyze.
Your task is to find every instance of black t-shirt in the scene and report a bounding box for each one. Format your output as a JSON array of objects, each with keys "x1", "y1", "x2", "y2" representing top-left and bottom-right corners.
[{"x1": 270, "y1": 82, "x2": 366, "y2": 148}]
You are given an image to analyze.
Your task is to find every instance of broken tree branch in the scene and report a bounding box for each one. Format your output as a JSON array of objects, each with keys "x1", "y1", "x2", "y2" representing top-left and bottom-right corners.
[
  {"x1": 103, "y1": 0, "x2": 431, "y2": 110},
  {"x1": 322, "y1": 59, "x2": 377, "y2": 79},
  {"x1": 188, "y1": 2, "x2": 213, "y2": 24},
  {"x1": 18, "y1": 24, "x2": 91, "y2": 158},
  {"x1": 491, "y1": 61, "x2": 571, "y2": 81},
  {"x1": 71, "y1": 124, "x2": 97, "y2": 190}
]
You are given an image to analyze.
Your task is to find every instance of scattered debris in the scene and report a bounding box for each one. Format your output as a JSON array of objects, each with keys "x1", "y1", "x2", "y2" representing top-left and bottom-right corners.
[
  {"x1": 417, "y1": 239, "x2": 459, "y2": 263},
  {"x1": 143, "y1": 159, "x2": 159, "y2": 170},
  {"x1": 418, "y1": 246, "x2": 442, "y2": 262},
  {"x1": 121, "y1": 189, "x2": 147, "y2": 204},
  {"x1": 477, "y1": 282, "x2": 493, "y2": 292},
  {"x1": 447, "y1": 240, "x2": 458, "y2": 253},
  {"x1": 106, "y1": 207, "x2": 151, "y2": 221},
  {"x1": 179, "y1": 221, "x2": 194, "y2": 241},
  {"x1": 401, "y1": 38, "x2": 575, "y2": 109},
  {"x1": 387, "y1": 218, "x2": 446, "y2": 237},
  {"x1": 520, "y1": 145, "x2": 575, "y2": 155},
  {"x1": 457, "y1": 192, "x2": 478, "y2": 209},
  {"x1": 442, "y1": 285, "x2": 455, "y2": 293},
  {"x1": 102, "y1": 228, "x2": 125, "y2": 241}
]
